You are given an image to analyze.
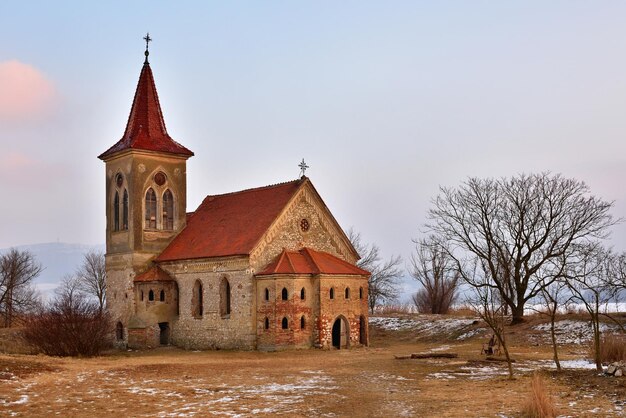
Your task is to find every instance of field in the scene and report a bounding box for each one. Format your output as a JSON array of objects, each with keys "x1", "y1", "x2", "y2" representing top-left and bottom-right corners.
[{"x1": 0, "y1": 314, "x2": 625, "y2": 417}]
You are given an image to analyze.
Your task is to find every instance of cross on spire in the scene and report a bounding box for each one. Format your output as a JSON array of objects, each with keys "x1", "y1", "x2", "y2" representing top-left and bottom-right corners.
[
  {"x1": 143, "y1": 32, "x2": 152, "y2": 64},
  {"x1": 298, "y1": 158, "x2": 309, "y2": 178}
]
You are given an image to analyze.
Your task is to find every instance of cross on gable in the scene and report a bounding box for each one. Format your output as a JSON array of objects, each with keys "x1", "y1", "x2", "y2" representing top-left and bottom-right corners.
[{"x1": 298, "y1": 159, "x2": 309, "y2": 178}]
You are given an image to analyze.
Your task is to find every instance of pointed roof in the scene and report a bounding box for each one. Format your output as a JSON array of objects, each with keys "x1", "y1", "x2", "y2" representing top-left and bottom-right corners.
[
  {"x1": 98, "y1": 62, "x2": 193, "y2": 160},
  {"x1": 134, "y1": 265, "x2": 174, "y2": 282},
  {"x1": 156, "y1": 178, "x2": 306, "y2": 262},
  {"x1": 257, "y1": 247, "x2": 369, "y2": 276}
]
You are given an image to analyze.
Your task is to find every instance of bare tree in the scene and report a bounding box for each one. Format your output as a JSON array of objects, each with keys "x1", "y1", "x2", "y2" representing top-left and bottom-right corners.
[
  {"x1": 0, "y1": 249, "x2": 43, "y2": 327},
  {"x1": 427, "y1": 173, "x2": 616, "y2": 324},
  {"x1": 611, "y1": 252, "x2": 626, "y2": 298},
  {"x1": 410, "y1": 236, "x2": 460, "y2": 314},
  {"x1": 564, "y1": 244, "x2": 617, "y2": 372},
  {"x1": 466, "y1": 266, "x2": 515, "y2": 379},
  {"x1": 347, "y1": 229, "x2": 403, "y2": 313},
  {"x1": 76, "y1": 250, "x2": 106, "y2": 312},
  {"x1": 537, "y1": 276, "x2": 572, "y2": 372}
]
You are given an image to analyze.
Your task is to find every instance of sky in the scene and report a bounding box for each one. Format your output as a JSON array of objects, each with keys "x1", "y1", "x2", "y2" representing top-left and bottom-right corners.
[{"x1": 2, "y1": 1, "x2": 626, "y2": 297}]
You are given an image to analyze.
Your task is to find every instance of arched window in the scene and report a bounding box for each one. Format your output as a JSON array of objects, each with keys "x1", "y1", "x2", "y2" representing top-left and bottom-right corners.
[
  {"x1": 116, "y1": 322, "x2": 124, "y2": 341},
  {"x1": 145, "y1": 188, "x2": 157, "y2": 229},
  {"x1": 122, "y1": 189, "x2": 129, "y2": 230},
  {"x1": 281, "y1": 288, "x2": 288, "y2": 301},
  {"x1": 300, "y1": 287, "x2": 305, "y2": 300},
  {"x1": 163, "y1": 189, "x2": 174, "y2": 230},
  {"x1": 282, "y1": 317, "x2": 289, "y2": 329},
  {"x1": 192, "y1": 280, "x2": 203, "y2": 318},
  {"x1": 160, "y1": 289, "x2": 165, "y2": 302},
  {"x1": 300, "y1": 316, "x2": 306, "y2": 329},
  {"x1": 264, "y1": 317, "x2": 270, "y2": 330},
  {"x1": 359, "y1": 287, "x2": 363, "y2": 299},
  {"x1": 148, "y1": 289, "x2": 154, "y2": 301},
  {"x1": 345, "y1": 287, "x2": 350, "y2": 299},
  {"x1": 220, "y1": 277, "x2": 231, "y2": 317},
  {"x1": 330, "y1": 288, "x2": 335, "y2": 300},
  {"x1": 113, "y1": 191, "x2": 120, "y2": 231},
  {"x1": 265, "y1": 288, "x2": 270, "y2": 301}
]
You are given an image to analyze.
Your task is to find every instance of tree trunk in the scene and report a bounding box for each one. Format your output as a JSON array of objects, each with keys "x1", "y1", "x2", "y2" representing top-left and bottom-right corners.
[
  {"x1": 495, "y1": 332, "x2": 514, "y2": 379},
  {"x1": 550, "y1": 312, "x2": 561, "y2": 371},
  {"x1": 510, "y1": 303, "x2": 525, "y2": 325},
  {"x1": 592, "y1": 313, "x2": 603, "y2": 372}
]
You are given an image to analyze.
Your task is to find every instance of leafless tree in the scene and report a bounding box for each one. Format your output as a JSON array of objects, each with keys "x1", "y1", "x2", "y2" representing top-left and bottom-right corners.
[
  {"x1": 611, "y1": 252, "x2": 626, "y2": 299},
  {"x1": 0, "y1": 249, "x2": 43, "y2": 327},
  {"x1": 466, "y1": 265, "x2": 515, "y2": 379},
  {"x1": 564, "y1": 243, "x2": 618, "y2": 371},
  {"x1": 22, "y1": 276, "x2": 112, "y2": 357},
  {"x1": 427, "y1": 173, "x2": 616, "y2": 324},
  {"x1": 348, "y1": 229, "x2": 403, "y2": 313},
  {"x1": 410, "y1": 236, "x2": 460, "y2": 314},
  {"x1": 75, "y1": 250, "x2": 106, "y2": 311},
  {"x1": 537, "y1": 276, "x2": 573, "y2": 372}
]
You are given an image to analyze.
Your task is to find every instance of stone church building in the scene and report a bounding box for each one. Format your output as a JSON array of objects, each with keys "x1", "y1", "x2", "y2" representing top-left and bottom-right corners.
[{"x1": 98, "y1": 48, "x2": 370, "y2": 351}]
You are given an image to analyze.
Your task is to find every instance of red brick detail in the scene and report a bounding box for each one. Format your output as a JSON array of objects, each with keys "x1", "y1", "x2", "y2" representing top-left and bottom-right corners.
[
  {"x1": 98, "y1": 63, "x2": 194, "y2": 160},
  {"x1": 156, "y1": 179, "x2": 305, "y2": 261}
]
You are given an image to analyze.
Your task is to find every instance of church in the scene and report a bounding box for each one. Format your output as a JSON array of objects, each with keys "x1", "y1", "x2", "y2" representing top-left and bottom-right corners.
[{"x1": 98, "y1": 41, "x2": 370, "y2": 351}]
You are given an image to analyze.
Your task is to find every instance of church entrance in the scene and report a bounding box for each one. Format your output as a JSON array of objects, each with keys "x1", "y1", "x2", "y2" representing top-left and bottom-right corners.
[
  {"x1": 359, "y1": 315, "x2": 367, "y2": 346},
  {"x1": 159, "y1": 322, "x2": 170, "y2": 345},
  {"x1": 331, "y1": 316, "x2": 349, "y2": 349}
]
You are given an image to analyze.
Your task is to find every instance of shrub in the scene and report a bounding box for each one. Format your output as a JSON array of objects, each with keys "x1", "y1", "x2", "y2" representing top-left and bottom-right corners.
[
  {"x1": 595, "y1": 333, "x2": 626, "y2": 363},
  {"x1": 21, "y1": 288, "x2": 112, "y2": 357},
  {"x1": 521, "y1": 373, "x2": 558, "y2": 418}
]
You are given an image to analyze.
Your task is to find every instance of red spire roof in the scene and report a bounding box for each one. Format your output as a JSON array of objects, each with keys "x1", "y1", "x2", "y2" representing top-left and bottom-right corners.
[
  {"x1": 98, "y1": 62, "x2": 193, "y2": 160},
  {"x1": 257, "y1": 247, "x2": 370, "y2": 276},
  {"x1": 156, "y1": 179, "x2": 306, "y2": 262}
]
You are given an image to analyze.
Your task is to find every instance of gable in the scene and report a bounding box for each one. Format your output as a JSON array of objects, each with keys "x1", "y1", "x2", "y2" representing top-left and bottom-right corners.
[{"x1": 249, "y1": 180, "x2": 359, "y2": 271}]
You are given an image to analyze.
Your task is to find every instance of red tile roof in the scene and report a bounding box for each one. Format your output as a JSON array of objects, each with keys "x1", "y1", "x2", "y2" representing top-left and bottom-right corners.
[
  {"x1": 257, "y1": 247, "x2": 369, "y2": 276},
  {"x1": 98, "y1": 62, "x2": 194, "y2": 160},
  {"x1": 156, "y1": 178, "x2": 305, "y2": 262},
  {"x1": 134, "y1": 266, "x2": 174, "y2": 282}
]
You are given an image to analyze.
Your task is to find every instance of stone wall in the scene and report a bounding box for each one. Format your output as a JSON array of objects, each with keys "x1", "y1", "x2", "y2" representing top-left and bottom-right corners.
[
  {"x1": 133, "y1": 281, "x2": 179, "y2": 324},
  {"x1": 161, "y1": 258, "x2": 257, "y2": 350}
]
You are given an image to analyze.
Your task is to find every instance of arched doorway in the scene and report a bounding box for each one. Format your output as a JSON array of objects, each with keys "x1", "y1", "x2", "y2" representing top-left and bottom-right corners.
[
  {"x1": 359, "y1": 315, "x2": 367, "y2": 346},
  {"x1": 331, "y1": 316, "x2": 349, "y2": 349}
]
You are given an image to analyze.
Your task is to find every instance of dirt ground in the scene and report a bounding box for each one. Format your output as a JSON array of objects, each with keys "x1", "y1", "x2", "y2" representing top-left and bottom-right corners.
[{"x1": 0, "y1": 316, "x2": 624, "y2": 417}]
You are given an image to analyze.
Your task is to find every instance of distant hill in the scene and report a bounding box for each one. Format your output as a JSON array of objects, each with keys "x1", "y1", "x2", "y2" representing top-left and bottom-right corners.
[{"x1": 0, "y1": 242, "x2": 105, "y2": 299}]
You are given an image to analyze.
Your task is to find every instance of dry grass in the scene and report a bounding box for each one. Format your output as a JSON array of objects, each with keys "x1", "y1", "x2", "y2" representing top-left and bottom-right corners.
[
  {"x1": 0, "y1": 327, "x2": 35, "y2": 354},
  {"x1": 447, "y1": 306, "x2": 476, "y2": 317},
  {"x1": 521, "y1": 372, "x2": 559, "y2": 418},
  {"x1": 377, "y1": 304, "x2": 415, "y2": 314},
  {"x1": 0, "y1": 314, "x2": 624, "y2": 417},
  {"x1": 597, "y1": 333, "x2": 626, "y2": 363}
]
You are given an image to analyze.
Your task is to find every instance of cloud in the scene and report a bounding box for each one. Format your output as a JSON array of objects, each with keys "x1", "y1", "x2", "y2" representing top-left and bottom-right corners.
[{"x1": 0, "y1": 60, "x2": 57, "y2": 122}]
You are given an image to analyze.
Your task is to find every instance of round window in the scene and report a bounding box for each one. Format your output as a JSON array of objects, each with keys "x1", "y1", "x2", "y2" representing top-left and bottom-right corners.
[
  {"x1": 115, "y1": 173, "x2": 123, "y2": 188},
  {"x1": 154, "y1": 171, "x2": 167, "y2": 186},
  {"x1": 300, "y1": 218, "x2": 310, "y2": 232}
]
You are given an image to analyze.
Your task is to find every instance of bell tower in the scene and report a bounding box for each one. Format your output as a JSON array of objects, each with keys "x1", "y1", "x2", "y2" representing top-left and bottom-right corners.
[{"x1": 98, "y1": 35, "x2": 194, "y2": 337}]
